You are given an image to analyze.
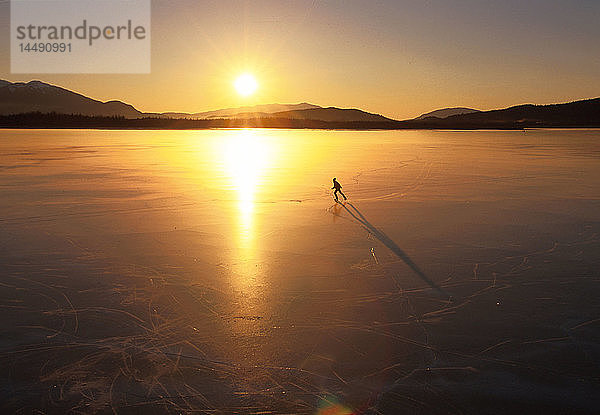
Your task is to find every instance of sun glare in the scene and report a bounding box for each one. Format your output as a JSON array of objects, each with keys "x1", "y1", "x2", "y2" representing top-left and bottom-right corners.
[
  {"x1": 234, "y1": 73, "x2": 258, "y2": 97},
  {"x1": 221, "y1": 130, "x2": 270, "y2": 241}
]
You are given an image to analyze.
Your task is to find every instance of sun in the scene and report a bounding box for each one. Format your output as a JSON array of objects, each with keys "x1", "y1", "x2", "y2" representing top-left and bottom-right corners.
[{"x1": 234, "y1": 73, "x2": 258, "y2": 97}]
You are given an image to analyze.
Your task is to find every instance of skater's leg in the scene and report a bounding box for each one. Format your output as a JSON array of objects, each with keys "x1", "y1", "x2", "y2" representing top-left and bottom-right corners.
[{"x1": 340, "y1": 191, "x2": 347, "y2": 200}]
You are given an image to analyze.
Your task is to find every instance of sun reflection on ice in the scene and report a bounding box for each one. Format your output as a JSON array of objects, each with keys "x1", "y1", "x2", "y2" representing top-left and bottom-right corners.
[
  {"x1": 217, "y1": 129, "x2": 275, "y2": 297},
  {"x1": 222, "y1": 130, "x2": 270, "y2": 244}
]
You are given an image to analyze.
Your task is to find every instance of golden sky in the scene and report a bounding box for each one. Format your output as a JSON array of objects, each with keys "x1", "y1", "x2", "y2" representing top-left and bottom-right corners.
[{"x1": 2, "y1": 0, "x2": 600, "y2": 119}]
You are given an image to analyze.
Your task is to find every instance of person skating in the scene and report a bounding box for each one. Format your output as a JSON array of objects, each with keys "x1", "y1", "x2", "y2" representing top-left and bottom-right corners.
[{"x1": 332, "y1": 177, "x2": 347, "y2": 202}]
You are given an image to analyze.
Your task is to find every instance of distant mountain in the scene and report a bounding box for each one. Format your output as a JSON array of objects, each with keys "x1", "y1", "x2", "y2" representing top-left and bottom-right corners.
[
  {"x1": 0, "y1": 80, "x2": 142, "y2": 118},
  {"x1": 267, "y1": 107, "x2": 394, "y2": 122},
  {"x1": 427, "y1": 98, "x2": 600, "y2": 127},
  {"x1": 200, "y1": 103, "x2": 320, "y2": 119},
  {"x1": 156, "y1": 103, "x2": 321, "y2": 119},
  {"x1": 154, "y1": 104, "x2": 392, "y2": 123},
  {"x1": 415, "y1": 107, "x2": 480, "y2": 120}
]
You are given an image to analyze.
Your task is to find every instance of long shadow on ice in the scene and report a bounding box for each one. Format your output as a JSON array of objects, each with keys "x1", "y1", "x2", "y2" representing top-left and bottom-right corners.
[{"x1": 338, "y1": 201, "x2": 450, "y2": 298}]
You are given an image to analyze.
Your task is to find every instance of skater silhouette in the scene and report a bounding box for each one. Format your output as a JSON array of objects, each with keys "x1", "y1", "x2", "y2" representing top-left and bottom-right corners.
[{"x1": 331, "y1": 177, "x2": 347, "y2": 202}]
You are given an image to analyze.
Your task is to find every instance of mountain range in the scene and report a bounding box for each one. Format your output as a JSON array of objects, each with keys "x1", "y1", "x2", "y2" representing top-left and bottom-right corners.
[
  {"x1": 415, "y1": 107, "x2": 480, "y2": 120},
  {"x1": 0, "y1": 80, "x2": 391, "y2": 123},
  {"x1": 155, "y1": 103, "x2": 320, "y2": 119},
  {"x1": 1, "y1": 79, "x2": 599, "y2": 128},
  {"x1": 0, "y1": 80, "x2": 142, "y2": 118},
  {"x1": 408, "y1": 98, "x2": 600, "y2": 128}
]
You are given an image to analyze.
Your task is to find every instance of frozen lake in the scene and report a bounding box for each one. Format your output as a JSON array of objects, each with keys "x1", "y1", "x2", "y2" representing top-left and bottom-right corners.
[{"x1": 1, "y1": 128, "x2": 599, "y2": 413}]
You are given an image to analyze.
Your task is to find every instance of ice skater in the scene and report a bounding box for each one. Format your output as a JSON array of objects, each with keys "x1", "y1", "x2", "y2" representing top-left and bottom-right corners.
[{"x1": 331, "y1": 177, "x2": 347, "y2": 202}]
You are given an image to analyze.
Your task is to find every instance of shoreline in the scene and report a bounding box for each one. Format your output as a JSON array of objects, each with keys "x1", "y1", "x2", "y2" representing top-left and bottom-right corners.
[{"x1": 2, "y1": 125, "x2": 600, "y2": 131}]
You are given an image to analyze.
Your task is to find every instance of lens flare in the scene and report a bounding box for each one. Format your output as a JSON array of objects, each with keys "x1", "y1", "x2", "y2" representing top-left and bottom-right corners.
[{"x1": 317, "y1": 396, "x2": 354, "y2": 415}]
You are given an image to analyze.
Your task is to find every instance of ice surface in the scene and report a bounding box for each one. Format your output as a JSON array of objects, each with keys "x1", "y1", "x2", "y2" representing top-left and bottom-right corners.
[{"x1": 0, "y1": 128, "x2": 599, "y2": 413}]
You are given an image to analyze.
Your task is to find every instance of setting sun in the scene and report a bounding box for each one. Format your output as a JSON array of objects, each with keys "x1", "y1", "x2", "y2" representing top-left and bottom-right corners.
[{"x1": 234, "y1": 73, "x2": 258, "y2": 97}]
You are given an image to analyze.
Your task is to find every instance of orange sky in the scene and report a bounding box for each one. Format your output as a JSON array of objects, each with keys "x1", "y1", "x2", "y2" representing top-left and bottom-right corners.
[{"x1": 2, "y1": 0, "x2": 600, "y2": 119}]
